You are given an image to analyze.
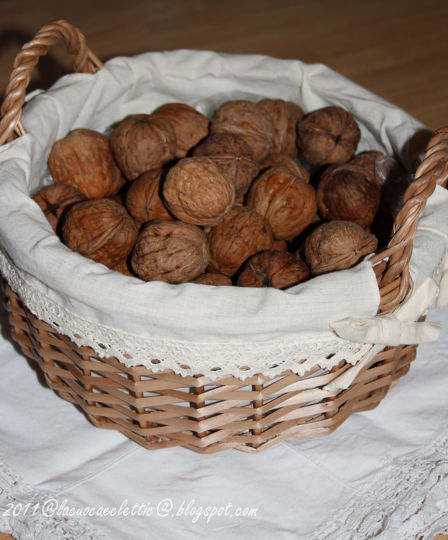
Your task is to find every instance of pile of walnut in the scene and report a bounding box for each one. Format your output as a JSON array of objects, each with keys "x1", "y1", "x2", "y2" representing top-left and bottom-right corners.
[{"x1": 33, "y1": 99, "x2": 405, "y2": 289}]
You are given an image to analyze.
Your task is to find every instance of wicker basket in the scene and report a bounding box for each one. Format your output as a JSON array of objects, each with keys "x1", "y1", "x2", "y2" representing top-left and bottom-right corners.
[{"x1": 1, "y1": 20, "x2": 448, "y2": 454}]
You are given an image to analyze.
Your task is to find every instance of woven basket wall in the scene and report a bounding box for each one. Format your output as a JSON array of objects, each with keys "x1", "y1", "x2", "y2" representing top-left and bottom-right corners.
[{"x1": 0, "y1": 20, "x2": 447, "y2": 454}]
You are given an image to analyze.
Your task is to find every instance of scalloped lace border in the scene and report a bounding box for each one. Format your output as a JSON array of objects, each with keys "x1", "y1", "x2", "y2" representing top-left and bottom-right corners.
[
  {"x1": 0, "y1": 249, "x2": 374, "y2": 380},
  {"x1": 311, "y1": 425, "x2": 448, "y2": 540},
  {"x1": 0, "y1": 461, "x2": 105, "y2": 540}
]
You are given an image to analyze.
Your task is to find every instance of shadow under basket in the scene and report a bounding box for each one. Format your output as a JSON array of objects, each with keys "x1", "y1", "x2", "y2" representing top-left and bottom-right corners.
[{"x1": 3, "y1": 284, "x2": 416, "y2": 454}]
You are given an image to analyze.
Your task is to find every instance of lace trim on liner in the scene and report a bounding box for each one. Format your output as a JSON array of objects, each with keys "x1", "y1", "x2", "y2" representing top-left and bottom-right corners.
[
  {"x1": 311, "y1": 425, "x2": 448, "y2": 540},
  {"x1": 0, "y1": 461, "x2": 105, "y2": 540},
  {"x1": 0, "y1": 249, "x2": 374, "y2": 381}
]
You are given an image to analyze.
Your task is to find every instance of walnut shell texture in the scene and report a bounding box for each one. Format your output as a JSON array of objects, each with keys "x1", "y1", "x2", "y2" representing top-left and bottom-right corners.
[
  {"x1": 208, "y1": 205, "x2": 274, "y2": 276},
  {"x1": 152, "y1": 102, "x2": 209, "y2": 158},
  {"x1": 211, "y1": 100, "x2": 275, "y2": 161},
  {"x1": 246, "y1": 166, "x2": 317, "y2": 240},
  {"x1": 237, "y1": 250, "x2": 310, "y2": 289},
  {"x1": 131, "y1": 220, "x2": 209, "y2": 283},
  {"x1": 304, "y1": 220, "x2": 378, "y2": 275},
  {"x1": 297, "y1": 106, "x2": 361, "y2": 166},
  {"x1": 260, "y1": 153, "x2": 310, "y2": 182},
  {"x1": 48, "y1": 129, "x2": 125, "y2": 199},
  {"x1": 193, "y1": 132, "x2": 260, "y2": 197},
  {"x1": 163, "y1": 157, "x2": 235, "y2": 226},
  {"x1": 125, "y1": 169, "x2": 173, "y2": 224},
  {"x1": 191, "y1": 272, "x2": 233, "y2": 286},
  {"x1": 110, "y1": 114, "x2": 176, "y2": 180},
  {"x1": 258, "y1": 98, "x2": 304, "y2": 156},
  {"x1": 62, "y1": 198, "x2": 139, "y2": 268},
  {"x1": 33, "y1": 184, "x2": 86, "y2": 232},
  {"x1": 316, "y1": 165, "x2": 381, "y2": 228}
]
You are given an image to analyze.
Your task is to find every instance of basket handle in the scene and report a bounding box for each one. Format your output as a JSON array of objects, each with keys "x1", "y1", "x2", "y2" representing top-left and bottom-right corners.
[
  {"x1": 0, "y1": 19, "x2": 103, "y2": 146},
  {"x1": 372, "y1": 127, "x2": 448, "y2": 314}
]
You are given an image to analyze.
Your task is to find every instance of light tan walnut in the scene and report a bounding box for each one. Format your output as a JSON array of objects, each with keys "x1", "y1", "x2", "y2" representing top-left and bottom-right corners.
[
  {"x1": 131, "y1": 220, "x2": 209, "y2": 283},
  {"x1": 163, "y1": 157, "x2": 235, "y2": 226},
  {"x1": 48, "y1": 129, "x2": 125, "y2": 199},
  {"x1": 304, "y1": 220, "x2": 378, "y2": 275},
  {"x1": 246, "y1": 166, "x2": 317, "y2": 240}
]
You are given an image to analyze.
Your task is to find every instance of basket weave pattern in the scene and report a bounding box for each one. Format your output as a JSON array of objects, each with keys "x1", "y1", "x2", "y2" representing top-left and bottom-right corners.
[
  {"x1": 4, "y1": 284, "x2": 416, "y2": 453},
  {"x1": 0, "y1": 20, "x2": 447, "y2": 453}
]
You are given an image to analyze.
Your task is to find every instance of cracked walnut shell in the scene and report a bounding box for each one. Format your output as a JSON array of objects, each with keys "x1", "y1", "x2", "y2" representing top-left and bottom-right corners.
[
  {"x1": 304, "y1": 220, "x2": 378, "y2": 275},
  {"x1": 62, "y1": 198, "x2": 139, "y2": 269},
  {"x1": 131, "y1": 220, "x2": 209, "y2": 283},
  {"x1": 48, "y1": 129, "x2": 125, "y2": 199},
  {"x1": 297, "y1": 106, "x2": 361, "y2": 166},
  {"x1": 163, "y1": 157, "x2": 235, "y2": 226}
]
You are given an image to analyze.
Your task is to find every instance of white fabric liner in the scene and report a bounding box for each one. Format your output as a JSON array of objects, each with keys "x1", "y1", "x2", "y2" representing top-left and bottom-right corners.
[{"x1": 0, "y1": 49, "x2": 446, "y2": 379}]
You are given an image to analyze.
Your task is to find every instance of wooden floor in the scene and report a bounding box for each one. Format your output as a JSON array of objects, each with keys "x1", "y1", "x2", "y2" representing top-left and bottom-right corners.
[{"x1": 0, "y1": 1, "x2": 448, "y2": 538}]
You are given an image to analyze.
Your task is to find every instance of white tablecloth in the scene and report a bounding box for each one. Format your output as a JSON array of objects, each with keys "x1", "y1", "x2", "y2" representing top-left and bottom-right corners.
[{"x1": 0, "y1": 297, "x2": 447, "y2": 540}]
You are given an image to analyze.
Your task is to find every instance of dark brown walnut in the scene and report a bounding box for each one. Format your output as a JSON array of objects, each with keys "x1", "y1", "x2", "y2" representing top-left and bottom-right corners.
[
  {"x1": 125, "y1": 169, "x2": 173, "y2": 224},
  {"x1": 297, "y1": 106, "x2": 361, "y2": 166},
  {"x1": 246, "y1": 166, "x2": 317, "y2": 240},
  {"x1": 258, "y1": 99, "x2": 304, "y2": 156},
  {"x1": 237, "y1": 250, "x2": 310, "y2": 289},
  {"x1": 33, "y1": 184, "x2": 86, "y2": 233},
  {"x1": 110, "y1": 114, "x2": 176, "y2": 180},
  {"x1": 193, "y1": 132, "x2": 260, "y2": 197},
  {"x1": 62, "y1": 198, "x2": 139, "y2": 269},
  {"x1": 131, "y1": 220, "x2": 209, "y2": 283},
  {"x1": 260, "y1": 153, "x2": 310, "y2": 182},
  {"x1": 151, "y1": 102, "x2": 209, "y2": 158},
  {"x1": 316, "y1": 165, "x2": 381, "y2": 228},
  {"x1": 191, "y1": 272, "x2": 233, "y2": 286},
  {"x1": 211, "y1": 100, "x2": 275, "y2": 162},
  {"x1": 48, "y1": 128, "x2": 125, "y2": 199},
  {"x1": 163, "y1": 157, "x2": 235, "y2": 226},
  {"x1": 304, "y1": 220, "x2": 378, "y2": 275},
  {"x1": 208, "y1": 206, "x2": 274, "y2": 276}
]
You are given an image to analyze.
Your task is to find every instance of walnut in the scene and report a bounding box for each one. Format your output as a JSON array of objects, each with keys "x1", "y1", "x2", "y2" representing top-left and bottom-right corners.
[
  {"x1": 33, "y1": 184, "x2": 85, "y2": 233},
  {"x1": 237, "y1": 250, "x2": 309, "y2": 289},
  {"x1": 62, "y1": 199, "x2": 138, "y2": 268},
  {"x1": 260, "y1": 153, "x2": 310, "y2": 182},
  {"x1": 271, "y1": 239, "x2": 288, "y2": 251},
  {"x1": 110, "y1": 114, "x2": 176, "y2": 180},
  {"x1": 125, "y1": 169, "x2": 173, "y2": 224},
  {"x1": 316, "y1": 164, "x2": 381, "y2": 228},
  {"x1": 193, "y1": 133, "x2": 260, "y2": 197},
  {"x1": 48, "y1": 129, "x2": 125, "y2": 198},
  {"x1": 304, "y1": 220, "x2": 378, "y2": 275},
  {"x1": 191, "y1": 272, "x2": 233, "y2": 286},
  {"x1": 211, "y1": 100, "x2": 274, "y2": 161},
  {"x1": 246, "y1": 166, "x2": 317, "y2": 240},
  {"x1": 131, "y1": 220, "x2": 209, "y2": 283},
  {"x1": 163, "y1": 157, "x2": 235, "y2": 226},
  {"x1": 258, "y1": 98, "x2": 304, "y2": 156},
  {"x1": 208, "y1": 206, "x2": 274, "y2": 276},
  {"x1": 151, "y1": 102, "x2": 209, "y2": 158},
  {"x1": 297, "y1": 106, "x2": 361, "y2": 166}
]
